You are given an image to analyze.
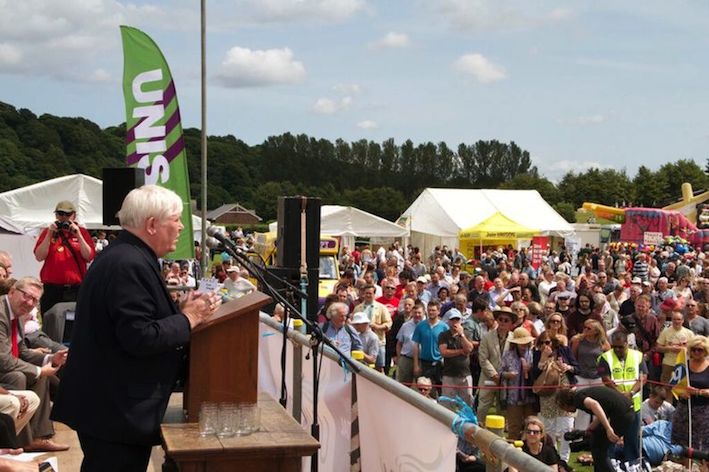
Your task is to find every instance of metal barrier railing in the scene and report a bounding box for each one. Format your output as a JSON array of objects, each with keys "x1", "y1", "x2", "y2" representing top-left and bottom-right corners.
[{"x1": 260, "y1": 314, "x2": 550, "y2": 472}]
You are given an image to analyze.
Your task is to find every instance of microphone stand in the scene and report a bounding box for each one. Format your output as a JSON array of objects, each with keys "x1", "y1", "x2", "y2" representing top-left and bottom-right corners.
[{"x1": 210, "y1": 234, "x2": 359, "y2": 472}]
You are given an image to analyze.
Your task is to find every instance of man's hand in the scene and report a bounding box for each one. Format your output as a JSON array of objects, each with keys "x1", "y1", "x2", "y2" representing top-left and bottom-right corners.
[
  {"x1": 51, "y1": 350, "x2": 68, "y2": 368},
  {"x1": 606, "y1": 428, "x2": 620, "y2": 443},
  {"x1": 12, "y1": 394, "x2": 29, "y2": 419},
  {"x1": 182, "y1": 291, "x2": 222, "y2": 329},
  {"x1": 413, "y1": 365, "x2": 422, "y2": 376},
  {"x1": 68, "y1": 220, "x2": 80, "y2": 235},
  {"x1": 40, "y1": 363, "x2": 59, "y2": 378}
]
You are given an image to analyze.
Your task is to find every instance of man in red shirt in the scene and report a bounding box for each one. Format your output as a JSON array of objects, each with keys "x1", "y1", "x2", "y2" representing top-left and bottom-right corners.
[{"x1": 33, "y1": 201, "x2": 95, "y2": 316}]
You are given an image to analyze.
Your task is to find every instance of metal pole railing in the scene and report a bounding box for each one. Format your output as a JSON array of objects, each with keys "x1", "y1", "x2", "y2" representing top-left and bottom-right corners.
[{"x1": 259, "y1": 314, "x2": 550, "y2": 472}]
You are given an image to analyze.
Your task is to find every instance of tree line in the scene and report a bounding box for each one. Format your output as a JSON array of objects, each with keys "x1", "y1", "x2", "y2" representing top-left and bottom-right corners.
[{"x1": 0, "y1": 101, "x2": 707, "y2": 223}]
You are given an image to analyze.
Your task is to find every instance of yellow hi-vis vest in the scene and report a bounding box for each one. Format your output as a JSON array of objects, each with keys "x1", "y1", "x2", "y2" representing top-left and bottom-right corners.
[{"x1": 599, "y1": 349, "x2": 643, "y2": 412}]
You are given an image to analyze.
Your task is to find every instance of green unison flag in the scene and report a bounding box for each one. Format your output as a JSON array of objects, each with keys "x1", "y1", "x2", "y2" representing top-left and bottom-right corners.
[{"x1": 120, "y1": 25, "x2": 194, "y2": 259}]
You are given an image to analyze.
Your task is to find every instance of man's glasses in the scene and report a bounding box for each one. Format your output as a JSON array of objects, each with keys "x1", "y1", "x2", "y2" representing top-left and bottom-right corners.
[
  {"x1": 55, "y1": 211, "x2": 74, "y2": 217},
  {"x1": 612, "y1": 345, "x2": 626, "y2": 350},
  {"x1": 525, "y1": 429, "x2": 542, "y2": 435},
  {"x1": 497, "y1": 317, "x2": 512, "y2": 324},
  {"x1": 16, "y1": 288, "x2": 40, "y2": 305}
]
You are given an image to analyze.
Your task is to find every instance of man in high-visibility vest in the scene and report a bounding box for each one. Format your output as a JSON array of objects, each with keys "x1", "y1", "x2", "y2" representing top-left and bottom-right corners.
[{"x1": 598, "y1": 331, "x2": 647, "y2": 464}]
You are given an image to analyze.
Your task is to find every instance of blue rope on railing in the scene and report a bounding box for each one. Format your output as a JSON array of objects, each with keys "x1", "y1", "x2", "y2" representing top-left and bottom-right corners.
[{"x1": 438, "y1": 395, "x2": 478, "y2": 439}]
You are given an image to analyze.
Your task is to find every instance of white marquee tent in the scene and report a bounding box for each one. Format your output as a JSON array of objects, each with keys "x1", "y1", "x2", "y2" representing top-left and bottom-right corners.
[
  {"x1": 268, "y1": 205, "x2": 409, "y2": 248},
  {"x1": 0, "y1": 174, "x2": 208, "y2": 278},
  {"x1": 398, "y1": 188, "x2": 574, "y2": 257}
]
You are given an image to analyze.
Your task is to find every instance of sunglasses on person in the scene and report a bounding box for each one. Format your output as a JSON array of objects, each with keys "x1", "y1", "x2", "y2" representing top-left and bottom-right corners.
[
  {"x1": 497, "y1": 317, "x2": 512, "y2": 324},
  {"x1": 525, "y1": 429, "x2": 542, "y2": 435},
  {"x1": 690, "y1": 347, "x2": 706, "y2": 354},
  {"x1": 541, "y1": 340, "x2": 552, "y2": 345},
  {"x1": 55, "y1": 210, "x2": 74, "y2": 217}
]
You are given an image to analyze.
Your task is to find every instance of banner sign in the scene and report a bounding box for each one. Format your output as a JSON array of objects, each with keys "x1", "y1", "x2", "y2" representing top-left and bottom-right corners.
[
  {"x1": 643, "y1": 231, "x2": 663, "y2": 245},
  {"x1": 120, "y1": 25, "x2": 194, "y2": 259},
  {"x1": 357, "y1": 375, "x2": 457, "y2": 471},
  {"x1": 530, "y1": 236, "x2": 549, "y2": 270}
]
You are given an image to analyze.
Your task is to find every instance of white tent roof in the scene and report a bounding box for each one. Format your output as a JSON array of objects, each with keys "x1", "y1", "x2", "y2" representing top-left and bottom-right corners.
[
  {"x1": 399, "y1": 188, "x2": 574, "y2": 237},
  {"x1": 268, "y1": 205, "x2": 409, "y2": 238},
  {"x1": 0, "y1": 174, "x2": 107, "y2": 235},
  {"x1": 0, "y1": 174, "x2": 206, "y2": 237},
  {"x1": 320, "y1": 205, "x2": 409, "y2": 237}
]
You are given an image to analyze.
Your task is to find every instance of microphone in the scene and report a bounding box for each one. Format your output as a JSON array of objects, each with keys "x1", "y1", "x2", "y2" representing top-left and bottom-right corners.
[
  {"x1": 205, "y1": 236, "x2": 221, "y2": 249},
  {"x1": 206, "y1": 227, "x2": 239, "y2": 252}
]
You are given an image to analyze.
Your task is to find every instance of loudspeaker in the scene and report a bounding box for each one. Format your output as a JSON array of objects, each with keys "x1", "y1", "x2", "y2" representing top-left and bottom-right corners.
[
  {"x1": 276, "y1": 196, "x2": 321, "y2": 270},
  {"x1": 264, "y1": 267, "x2": 320, "y2": 323},
  {"x1": 102, "y1": 168, "x2": 145, "y2": 225}
]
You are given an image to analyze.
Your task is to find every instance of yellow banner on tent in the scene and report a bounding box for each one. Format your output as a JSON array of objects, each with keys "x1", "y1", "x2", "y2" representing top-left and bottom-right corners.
[{"x1": 459, "y1": 213, "x2": 539, "y2": 240}]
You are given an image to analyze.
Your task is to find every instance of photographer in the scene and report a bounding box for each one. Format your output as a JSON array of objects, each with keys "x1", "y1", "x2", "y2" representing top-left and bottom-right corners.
[{"x1": 33, "y1": 201, "x2": 95, "y2": 315}]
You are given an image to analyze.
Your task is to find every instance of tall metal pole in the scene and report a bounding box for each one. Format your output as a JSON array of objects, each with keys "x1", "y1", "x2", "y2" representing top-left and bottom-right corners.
[{"x1": 200, "y1": 0, "x2": 208, "y2": 275}]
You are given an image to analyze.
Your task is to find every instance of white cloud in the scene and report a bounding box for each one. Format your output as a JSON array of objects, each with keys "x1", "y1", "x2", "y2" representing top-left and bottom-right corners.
[
  {"x1": 541, "y1": 159, "x2": 615, "y2": 181},
  {"x1": 453, "y1": 53, "x2": 507, "y2": 84},
  {"x1": 88, "y1": 68, "x2": 111, "y2": 82},
  {"x1": 216, "y1": 47, "x2": 306, "y2": 88},
  {"x1": 368, "y1": 32, "x2": 410, "y2": 49},
  {"x1": 548, "y1": 8, "x2": 572, "y2": 21},
  {"x1": 0, "y1": 1, "x2": 200, "y2": 79},
  {"x1": 333, "y1": 83, "x2": 361, "y2": 94},
  {"x1": 558, "y1": 114, "x2": 607, "y2": 126},
  {"x1": 356, "y1": 120, "x2": 378, "y2": 130},
  {"x1": 313, "y1": 96, "x2": 352, "y2": 114},
  {"x1": 0, "y1": 43, "x2": 21, "y2": 65},
  {"x1": 245, "y1": 0, "x2": 366, "y2": 22},
  {"x1": 432, "y1": 0, "x2": 572, "y2": 32}
]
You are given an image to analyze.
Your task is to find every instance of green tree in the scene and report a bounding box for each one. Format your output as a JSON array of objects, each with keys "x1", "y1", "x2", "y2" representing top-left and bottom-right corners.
[
  {"x1": 553, "y1": 202, "x2": 577, "y2": 223},
  {"x1": 655, "y1": 159, "x2": 708, "y2": 205},
  {"x1": 498, "y1": 174, "x2": 560, "y2": 205},
  {"x1": 632, "y1": 165, "x2": 665, "y2": 207}
]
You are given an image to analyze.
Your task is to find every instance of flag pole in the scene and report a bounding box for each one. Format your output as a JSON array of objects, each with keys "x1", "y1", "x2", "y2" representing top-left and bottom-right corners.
[
  {"x1": 200, "y1": 0, "x2": 208, "y2": 275},
  {"x1": 686, "y1": 349, "x2": 692, "y2": 449}
]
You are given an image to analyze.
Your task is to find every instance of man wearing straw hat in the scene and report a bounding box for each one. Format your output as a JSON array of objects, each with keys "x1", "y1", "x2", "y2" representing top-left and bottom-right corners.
[{"x1": 477, "y1": 306, "x2": 515, "y2": 425}]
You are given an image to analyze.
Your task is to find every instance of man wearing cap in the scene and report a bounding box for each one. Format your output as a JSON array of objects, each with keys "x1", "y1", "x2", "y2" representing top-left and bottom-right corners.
[
  {"x1": 353, "y1": 285, "x2": 392, "y2": 372},
  {"x1": 438, "y1": 309, "x2": 474, "y2": 406},
  {"x1": 351, "y1": 313, "x2": 379, "y2": 365},
  {"x1": 223, "y1": 266, "x2": 256, "y2": 299},
  {"x1": 477, "y1": 306, "x2": 515, "y2": 425},
  {"x1": 33, "y1": 201, "x2": 95, "y2": 315}
]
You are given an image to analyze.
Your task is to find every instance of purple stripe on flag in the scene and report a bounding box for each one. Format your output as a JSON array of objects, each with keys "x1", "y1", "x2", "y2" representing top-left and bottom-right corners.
[
  {"x1": 126, "y1": 107, "x2": 183, "y2": 165},
  {"x1": 164, "y1": 136, "x2": 185, "y2": 163},
  {"x1": 125, "y1": 80, "x2": 175, "y2": 144}
]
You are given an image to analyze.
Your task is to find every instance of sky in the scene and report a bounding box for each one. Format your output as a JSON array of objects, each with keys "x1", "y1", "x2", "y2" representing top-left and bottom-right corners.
[{"x1": 0, "y1": 0, "x2": 708, "y2": 181}]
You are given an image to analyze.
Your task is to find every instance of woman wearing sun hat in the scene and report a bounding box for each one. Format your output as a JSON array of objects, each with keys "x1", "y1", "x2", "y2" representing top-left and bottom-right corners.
[{"x1": 500, "y1": 325, "x2": 537, "y2": 439}]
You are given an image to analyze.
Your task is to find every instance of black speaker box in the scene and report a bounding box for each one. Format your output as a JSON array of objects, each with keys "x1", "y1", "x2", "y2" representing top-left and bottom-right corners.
[
  {"x1": 264, "y1": 266, "x2": 320, "y2": 323},
  {"x1": 276, "y1": 196, "x2": 321, "y2": 270},
  {"x1": 102, "y1": 168, "x2": 145, "y2": 225}
]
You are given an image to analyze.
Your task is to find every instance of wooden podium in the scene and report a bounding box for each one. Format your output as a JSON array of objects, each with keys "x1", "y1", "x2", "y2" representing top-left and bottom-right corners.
[{"x1": 184, "y1": 291, "x2": 271, "y2": 420}]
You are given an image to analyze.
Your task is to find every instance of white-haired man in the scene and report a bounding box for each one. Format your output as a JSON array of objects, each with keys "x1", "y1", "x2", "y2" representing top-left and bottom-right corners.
[
  {"x1": 323, "y1": 302, "x2": 362, "y2": 357},
  {"x1": 52, "y1": 185, "x2": 221, "y2": 471}
]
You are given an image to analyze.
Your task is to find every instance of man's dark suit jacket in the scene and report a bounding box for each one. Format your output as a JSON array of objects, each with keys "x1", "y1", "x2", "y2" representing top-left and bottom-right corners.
[{"x1": 51, "y1": 230, "x2": 191, "y2": 446}]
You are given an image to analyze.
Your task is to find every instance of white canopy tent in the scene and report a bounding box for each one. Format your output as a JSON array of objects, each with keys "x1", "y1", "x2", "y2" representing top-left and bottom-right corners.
[
  {"x1": 267, "y1": 204, "x2": 409, "y2": 249},
  {"x1": 0, "y1": 174, "x2": 209, "y2": 278},
  {"x1": 398, "y1": 188, "x2": 574, "y2": 257}
]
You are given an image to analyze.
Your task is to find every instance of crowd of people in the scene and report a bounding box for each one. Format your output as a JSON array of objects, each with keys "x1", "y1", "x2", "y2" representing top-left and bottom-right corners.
[{"x1": 316, "y1": 242, "x2": 709, "y2": 471}]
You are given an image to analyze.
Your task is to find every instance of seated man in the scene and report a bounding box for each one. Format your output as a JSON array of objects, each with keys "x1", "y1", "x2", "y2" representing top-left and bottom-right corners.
[{"x1": 0, "y1": 277, "x2": 68, "y2": 452}]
